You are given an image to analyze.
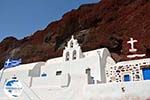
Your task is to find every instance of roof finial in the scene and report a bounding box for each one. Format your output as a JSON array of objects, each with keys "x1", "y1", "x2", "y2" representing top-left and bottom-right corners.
[{"x1": 71, "y1": 35, "x2": 74, "y2": 40}]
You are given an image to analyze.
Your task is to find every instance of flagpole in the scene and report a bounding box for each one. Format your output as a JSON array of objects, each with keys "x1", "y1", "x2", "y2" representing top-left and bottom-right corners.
[
  {"x1": 0, "y1": 68, "x2": 5, "y2": 82},
  {"x1": 0, "y1": 59, "x2": 8, "y2": 82}
]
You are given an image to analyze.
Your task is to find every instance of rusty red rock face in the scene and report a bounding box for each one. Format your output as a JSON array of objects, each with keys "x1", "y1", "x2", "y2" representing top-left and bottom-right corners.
[{"x1": 0, "y1": 0, "x2": 150, "y2": 69}]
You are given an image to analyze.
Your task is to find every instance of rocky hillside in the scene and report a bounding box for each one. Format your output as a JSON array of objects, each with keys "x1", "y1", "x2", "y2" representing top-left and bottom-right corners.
[{"x1": 0, "y1": 0, "x2": 150, "y2": 69}]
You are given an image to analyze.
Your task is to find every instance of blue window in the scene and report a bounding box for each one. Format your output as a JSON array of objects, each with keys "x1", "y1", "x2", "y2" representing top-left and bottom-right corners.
[
  {"x1": 142, "y1": 68, "x2": 150, "y2": 80},
  {"x1": 124, "y1": 75, "x2": 130, "y2": 82}
]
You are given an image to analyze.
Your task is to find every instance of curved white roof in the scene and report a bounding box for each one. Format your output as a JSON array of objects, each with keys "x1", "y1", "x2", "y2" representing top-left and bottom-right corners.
[
  {"x1": 3, "y1": 62, "x2": 45, "y2": 72},
  {"x1": 116, "y1": 58, "x2": 150, "y2": 66}
]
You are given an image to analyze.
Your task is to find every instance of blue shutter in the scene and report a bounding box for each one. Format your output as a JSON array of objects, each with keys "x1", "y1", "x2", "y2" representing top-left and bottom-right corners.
[
  {"x1": 142, "y1": 68, "x2": 150, "y2": 80},
  {"x1": 124, "y1": 75, "x2": 130, "y2": 82}
]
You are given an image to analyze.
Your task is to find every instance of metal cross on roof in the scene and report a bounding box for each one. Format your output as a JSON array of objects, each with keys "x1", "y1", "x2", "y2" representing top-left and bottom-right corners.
[
  {"x1": 127, "y1": 38, "x2": 137, "y2": 53},
  {"x1": 127, "y1": 38, "x2": 146, "y2": 58}
]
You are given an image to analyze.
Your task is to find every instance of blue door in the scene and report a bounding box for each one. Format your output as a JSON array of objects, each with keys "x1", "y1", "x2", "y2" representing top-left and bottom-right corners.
[
  {"x1": 124, "y1": 75, "x2": 130, "y2": 82},
  {"x1": 142, "y1": 68, "x2": 150, "y2": 80}
]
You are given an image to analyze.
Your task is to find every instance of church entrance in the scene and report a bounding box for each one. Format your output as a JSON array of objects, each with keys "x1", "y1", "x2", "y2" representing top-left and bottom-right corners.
[
  {"x1": 142, "y1": 68, "x2": 150, "y2": 80},
  {"x1": 86, "y1": 68, "x2": 94, "y2": 84}
]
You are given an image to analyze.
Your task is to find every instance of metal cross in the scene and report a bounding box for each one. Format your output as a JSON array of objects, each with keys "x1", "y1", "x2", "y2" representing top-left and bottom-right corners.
[{"x1": 127, "y1": 38, "x2": 137, "y2": 52}]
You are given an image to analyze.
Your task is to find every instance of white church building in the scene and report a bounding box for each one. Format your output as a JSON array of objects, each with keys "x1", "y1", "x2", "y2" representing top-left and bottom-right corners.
[{"x1": 0, "y1": 36, "x2": 150, "y2": 100}]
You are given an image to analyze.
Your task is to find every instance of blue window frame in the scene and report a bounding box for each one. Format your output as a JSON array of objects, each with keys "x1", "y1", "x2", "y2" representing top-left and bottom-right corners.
[
  {"x1": 142, "y1": 68, "x2": 150, "y2": 80},
  {"x1": 124, "y1": 75, "x2": 130, "y2": 82}
]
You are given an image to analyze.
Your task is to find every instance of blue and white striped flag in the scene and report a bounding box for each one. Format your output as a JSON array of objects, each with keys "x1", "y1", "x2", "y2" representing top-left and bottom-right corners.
[{"x1": 4, "y1": 59, "x2": 22, "y2": 69}]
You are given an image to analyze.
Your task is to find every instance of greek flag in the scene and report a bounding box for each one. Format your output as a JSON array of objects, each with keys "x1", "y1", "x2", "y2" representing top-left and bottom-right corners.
[{"x1": 4, "y1": 59, "x2": 22, "y2": 69}]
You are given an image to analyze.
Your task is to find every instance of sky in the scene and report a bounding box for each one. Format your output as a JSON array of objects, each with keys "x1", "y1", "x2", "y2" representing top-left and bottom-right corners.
[{"x1": 0, "y1": 0, "x2": 99, "y2": 41}]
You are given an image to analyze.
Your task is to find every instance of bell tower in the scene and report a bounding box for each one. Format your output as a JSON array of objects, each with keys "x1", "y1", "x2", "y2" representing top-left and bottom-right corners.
[{"x1": 63, "y1": 36, "x2": 83, "y2": 61}]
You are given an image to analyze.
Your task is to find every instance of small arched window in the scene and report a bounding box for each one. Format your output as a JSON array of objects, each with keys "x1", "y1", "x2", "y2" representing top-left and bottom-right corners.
[
  {"x1": 41, "y1": 73, "x2": 47, "y2": 77},
  {"x1": 66, "y1": 52, "x2": 70, "y2": 61},
  {"x1": 73, "y1": 50, "x2": 77, "y2": 60},
  {"x1": 70, "y1": 41, "x2": 73, "y2": 48}
]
